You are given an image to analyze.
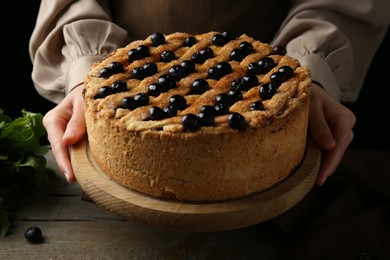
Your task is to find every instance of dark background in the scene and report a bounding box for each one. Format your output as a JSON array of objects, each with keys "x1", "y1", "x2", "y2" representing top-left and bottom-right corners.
[{"x1": 2, "y1": 2, "x2": 389, "y2": 150}]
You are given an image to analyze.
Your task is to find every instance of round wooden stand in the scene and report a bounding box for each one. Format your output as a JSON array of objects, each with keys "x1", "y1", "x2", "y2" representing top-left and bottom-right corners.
[{"x1": 71, "y1": 137, "x2": 321, "y2": 232}]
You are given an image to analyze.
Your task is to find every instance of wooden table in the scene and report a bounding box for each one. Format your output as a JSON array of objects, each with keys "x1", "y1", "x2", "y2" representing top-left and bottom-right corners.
[{"x1": 0, "y1": 152, "x2": 293, "y2": 259}]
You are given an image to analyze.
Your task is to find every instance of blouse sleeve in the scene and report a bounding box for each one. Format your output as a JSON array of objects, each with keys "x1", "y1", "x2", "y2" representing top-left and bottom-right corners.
[
  {"x1": 29, "y1": 0, "x2": 128, "y2": 104},
  {"x1": 272, "y1": 0, "x2": 390, "y2": 102}
]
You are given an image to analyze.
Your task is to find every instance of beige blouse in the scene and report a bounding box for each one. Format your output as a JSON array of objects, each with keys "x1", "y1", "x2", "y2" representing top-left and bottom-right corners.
[{"x1": 29, "y1": 0, "x2": 390, "y2": 104}]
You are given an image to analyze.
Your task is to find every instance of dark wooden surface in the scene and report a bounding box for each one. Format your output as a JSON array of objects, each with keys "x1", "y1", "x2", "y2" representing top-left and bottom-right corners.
[{"x1": 0, "y1": 152, "x2": 293, "y2": 259}]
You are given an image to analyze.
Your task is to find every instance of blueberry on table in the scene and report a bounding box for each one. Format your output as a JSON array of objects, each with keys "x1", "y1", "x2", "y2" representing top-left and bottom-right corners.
[{"x1": 24, "y1": 226, "x2": 43, "y2": 244}]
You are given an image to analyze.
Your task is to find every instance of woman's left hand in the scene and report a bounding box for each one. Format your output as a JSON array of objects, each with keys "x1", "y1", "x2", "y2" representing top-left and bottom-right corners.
[{"x1": 309, "y1": 83, "x2": 356, "y2": 186}]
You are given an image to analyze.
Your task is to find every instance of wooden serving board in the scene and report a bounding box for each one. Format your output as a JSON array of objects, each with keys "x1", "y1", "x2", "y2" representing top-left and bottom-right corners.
[{"x1": 71, "y1": 137, "x2": 321, "y2": 232}]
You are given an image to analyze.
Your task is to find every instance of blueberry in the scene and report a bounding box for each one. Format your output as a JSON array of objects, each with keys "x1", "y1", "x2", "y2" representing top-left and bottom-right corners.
[
  {"x1": 230, "y1": 48, "x2": 246, "y2": 62},
  {"x1": 180, "y1": 60, "x2": 196, "y2": 74},
  {"x1": 271, "y1": 45, "x2": 287, "y2": 55},
  {"x1": 259, "y1": 82, "x2": 278, "y2": 100},
  {"x1": 160, "y1": 50, "x2": 176, "y2": 62},
  {"x1": 128, "y1": 49, "x2": 143, "y2": 62},
  {"x1": 258, "y1": 57, "x2": 276, "y2": 74},
  {"x1": 183, "y1": 36, "x2": 197, "y2": 47},
  {"x1": 217, "y1": 62, "x2": 232, "y2": 74},
  {"x1": 207, "y1": 67, "x2": 223, "y2": 80},
  {"x1": 157, "y1": 74, "x2": 176, "y2": 90},
  {"x1": 247, "y1": 62, "x2": 262, "y2": 75},
  {"x1": 212, "y1": 31, "x2": 236, "y2": 45},
  {"x1": 98, "y1": 67, "x2": 114, "y2": 78},
  {"x1": 182, "y1": 114, "x2": 201, "y2": 131},
  {"x1": 239, "y1": 41, "x2": 253, "y2": 54},
  {"x1": 168, "y1": 65, "x2": 187, "y2": 80},
  {"x1": 163, "y1": 105, "x2": 178, "y2": 117},
  {"x1": 169, "y1": 94, "x2": 187, "y2": 110},
  {"x1": 95, "y1": 86, "x2": 113, "y2": 99},
  {"x1": 249, "y1": 101, "x2": 264, "y2": 111},
  {"x1": 214, "y1": 102, "x2": 230, "y2": 115},
  {"x1": 128, "y1": 45, "x2": 150, "y2": 61},
  {"x1": 215, "y1": 93, "x2": 232, "y2": 106},
  {"x1": 208, "y1": 62, "x2": 232, "y2": 79},
  {"x1": 111, "y1": 80, "x2": 127, "y2": 93},
  {"x1": 221, "y1": 31, "x2": 237, "y2": 41},
  {"x1": 24, "y1": 227, "x2": 43, "y2": 244},
  {"x1": 98, "y1": 62, "x2": 124, "y2": 78},
  {"x1": 278, "y1": 66, "x2": 294, "y2": 78},
  {"x1": 147, "y1": 83, "x2": 164, "y2": 96},
  {"x1": 270, "y1": 71, "x2": 286, "y2": 86},
  {"x1": 231, "y1": 75, "x2": 258, "y2": 91},
  {"x1": 198, "y1": 110, "x2": 215, "y2": 126},
  {"x1": 149, "y1": 106, "x2": 166, "y2": 120},
  {"x1": 133, "y1": 92, "x2": 149, "y2": 107},
  {"x1": 151, "y1": 32, "x2": 165, "y2": 46},
  {"x1": 243, "y1": 75, "x2": 259, "y2": 88},
  {"x1": 122, "y1": 93, "x2": 149, "y2": 110},
  {"x1": 191, "y1": 79, "x2": 209, "y2": 94},
  {"x1": 227, "y1": 89, "x2": 243, "y2": 103},
  {"x1": 109, "y1": 62, "x2": 124, "y2": 73},
  {"x1": 191, "y1": 47, "x2": 214, "y2": 63},
  {"x1": 211, "y1": 33, "x2": 227, "y2": 46},
  {"x1": 228, "y1": 113, "x2": 246, "y2": 130},
  {"x1": 121, "y1": 97, "x2": 137, "y2": 110},
  {"x1": 231, "y1": 78, "x2": 250, "y2": 91},
  {"x1": 199, "y1": 105, "x2": 216, "y2": 115},
  {"x1": 143, "y1": 62, "x2": 158, "y2": 76},
  {"x1": 131, "y1": 67, "x2": 147, "y2": 80},
  {"x1": 136, "y1": 45, "x2": 150, "y2": 56}
]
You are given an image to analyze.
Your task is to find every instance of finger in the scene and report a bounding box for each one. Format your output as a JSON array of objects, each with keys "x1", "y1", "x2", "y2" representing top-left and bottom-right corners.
[
  {"x1": 44, "y1": 111, "x2": 76, "y2": 183},
  {"x1": 63, "y1": 99, "x2": 86, "y2": 145},
  {"x1": 309, "y1": 101, "x2": 336, "y2": 151},
  {"x1": 316, "y1": 116, "x2": 355, "y2": 186},
  {"x1": 316, "y1": 130, "x2": 353, "y2": 186},
  {"x1": 51, "y1": 136, "x2": 76, "y2": 184}
]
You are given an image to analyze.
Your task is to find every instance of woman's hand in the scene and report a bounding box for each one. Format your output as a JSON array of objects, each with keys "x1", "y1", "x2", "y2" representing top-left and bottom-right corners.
[
  {"x1": 309, "y1": 83, "x2": 356, "y2": 186},
  {"x1": 43, "y1": 85, "x2": 86, "y2": 183}
]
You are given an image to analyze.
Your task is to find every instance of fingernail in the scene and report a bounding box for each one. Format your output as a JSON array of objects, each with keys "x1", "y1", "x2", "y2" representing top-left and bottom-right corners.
[{"x1": 63, "y1": 171, "x2": 70, "y2": 183}]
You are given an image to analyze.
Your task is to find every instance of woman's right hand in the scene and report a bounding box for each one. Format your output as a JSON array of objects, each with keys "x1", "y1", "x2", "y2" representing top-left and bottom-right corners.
[{"x1": 43, "y1": 85, "x2": 86, "y2": 183}]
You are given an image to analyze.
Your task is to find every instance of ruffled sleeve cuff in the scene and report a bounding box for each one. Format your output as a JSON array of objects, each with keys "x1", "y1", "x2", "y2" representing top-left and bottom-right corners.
[
  {"x1": 65, "y1": 55, "x2": 106, "y2": 95},
  {"x1": 289, "y1": 52, "x2": 341, "y2": 101}
]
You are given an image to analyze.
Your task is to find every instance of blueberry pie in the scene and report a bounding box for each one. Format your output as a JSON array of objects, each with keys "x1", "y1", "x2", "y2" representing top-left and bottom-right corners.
[{"x1": 83, "y1": 31, "x2": 312, "y2": 201}]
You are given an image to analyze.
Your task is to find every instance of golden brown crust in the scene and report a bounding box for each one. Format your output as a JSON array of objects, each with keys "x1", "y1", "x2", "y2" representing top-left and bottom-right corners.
[{"x1": 84, "y1": 31, "x2": 312, "y2": 201}]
